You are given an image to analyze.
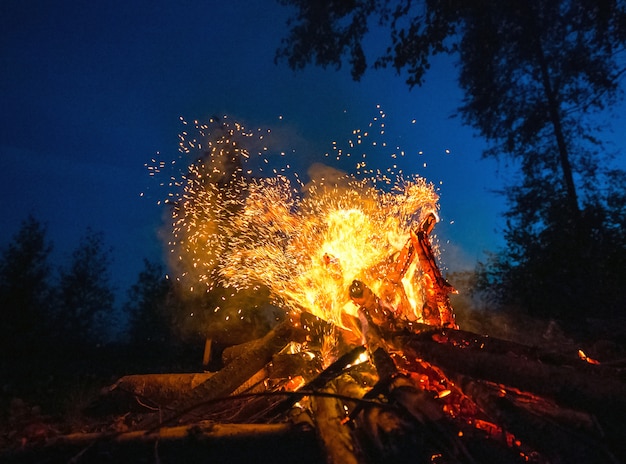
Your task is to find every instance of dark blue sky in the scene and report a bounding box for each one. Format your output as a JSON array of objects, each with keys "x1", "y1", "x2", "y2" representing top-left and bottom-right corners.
[{"x1": 2, "y1": 0, "x2": 624, "y2": 293}]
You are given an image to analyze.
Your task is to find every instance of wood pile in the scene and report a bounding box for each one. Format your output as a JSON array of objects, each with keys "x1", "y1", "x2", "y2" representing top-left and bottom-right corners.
[
  {"x1": 3, "y1": 215, "x2": 624, "y2": 463},
  {"x1": 3, "y1": 313, "x2": 626, "y2": 464}
]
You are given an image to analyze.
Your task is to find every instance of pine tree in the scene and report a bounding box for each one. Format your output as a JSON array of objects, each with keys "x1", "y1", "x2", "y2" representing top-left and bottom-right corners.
[
  {"x1": 0, "y1": 215, "x2": 53, "y2": 353},
  {"x1": 54, "y1": 229, "x2": 115, "y2": 347},
  {"x1": 125, "y1": 259, "x2": 173, "y2": 348}
]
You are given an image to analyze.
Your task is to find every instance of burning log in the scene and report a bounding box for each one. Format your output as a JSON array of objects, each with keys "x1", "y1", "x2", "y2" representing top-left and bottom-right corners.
[
  {"x1": 412, "y1": 214, "x2": 457, "y2": 328},
  {"x1": 393, "y1": 329, "x2": 626, "y2": 416},
  {"x1": 453, "y1": 375, "x2": 622, "y2": 464},
  {"x1": 368, "y1": 347, "x2": 475, "y2": 463},
  {"x1": 349, "y1": 213, "x2": 457, "y2": 331},
  {"x1": 382, "y1": 327, "x2": 626, "y2": 462},
  {"x1": 349, "y1": 279, "x2": 398, "y2": 334}
]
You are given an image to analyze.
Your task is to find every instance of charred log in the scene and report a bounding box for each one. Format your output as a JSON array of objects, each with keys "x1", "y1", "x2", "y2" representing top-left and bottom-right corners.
[
  {"x1": 412, "y1": 215, "x2": 457, "y2": 328},
  {"x1": 453, "y1": 375, "x2": 621, "y2": 464},
  {"x1": 393, "y1": 329, "x2": 626, "y2": 417}
]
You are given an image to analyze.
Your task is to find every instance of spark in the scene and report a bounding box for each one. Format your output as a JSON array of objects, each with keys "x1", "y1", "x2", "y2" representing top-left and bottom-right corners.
[{"x1": 154, "y1": 112, "x2": 445, "y2": 334}]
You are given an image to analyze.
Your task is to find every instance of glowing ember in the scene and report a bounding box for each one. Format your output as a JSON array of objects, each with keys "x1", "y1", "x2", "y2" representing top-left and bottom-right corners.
[
  {"x1": 578, "y1": 349, "x2": 600, "y2": 365},
  {"x1": 154, "y1": 114, "x2": 454, "y2": 336}
]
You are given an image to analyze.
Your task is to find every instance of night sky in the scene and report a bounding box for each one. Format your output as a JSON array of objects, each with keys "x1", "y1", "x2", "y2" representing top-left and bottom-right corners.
[{"x1": 2, "y1": 0, "x2": 625, "y2": 294}]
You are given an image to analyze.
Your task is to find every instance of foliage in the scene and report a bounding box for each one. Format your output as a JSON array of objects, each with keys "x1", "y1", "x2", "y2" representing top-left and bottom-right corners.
[
  {"x1": 477, "y1": 190, "x2": 626, "y2": 321},
  {"x1": 277, "y1": 0, "x2": 626, "y2": 208},
  {"x1": 277, "y1": 0, "x2": 626, "y2": 320},
  {"x1": 53, "y1": 228, "x2": 116, "y2": 346},
  {"x1": 125, "y1": 259, "x2": 173, "y2": 347},
  {"x1": 0, "y1": 216, "x2": 200, "y2": 414},
  {"x1": 456, "y1": 0, "x2": 626, "y2": 215},
  {"x1": 0, "y1": 215, "x2": 53, "y2": 353}
]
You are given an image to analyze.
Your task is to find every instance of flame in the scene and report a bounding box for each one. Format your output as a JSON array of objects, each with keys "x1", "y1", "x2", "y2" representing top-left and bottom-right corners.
[
  {"x1": 221, "y1": 174, "x2": 439, "y2": 329},
  {"x1": 157, "y1": 115, "x2": 447, "y2": 336}
]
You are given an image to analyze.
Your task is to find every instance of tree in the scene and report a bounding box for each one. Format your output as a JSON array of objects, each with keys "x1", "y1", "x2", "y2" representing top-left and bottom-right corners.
[
  {"x1": 54, "y1": 229, "x2": 115, "y2": 346},
  {"x1": 455, "y1": 1, "x2": 626, "y2": 319},
  {"x1": 455, "y1": 1, "x2": 624, "y2": 217},
  {"x1": 276, "y1": 0, "x2": 626, "y2": 319},
  {"x1": 0, "y1": 215, "x2": 53, "y2": 353},
  {"x1": 125, "y1": 259, "x2": 173, "y2": 348}
]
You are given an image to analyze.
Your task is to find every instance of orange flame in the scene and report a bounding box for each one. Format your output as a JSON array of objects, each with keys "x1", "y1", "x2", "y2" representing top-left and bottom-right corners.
[{"x1": 162, "y1": 116, "x2": 451, "y2": 336}]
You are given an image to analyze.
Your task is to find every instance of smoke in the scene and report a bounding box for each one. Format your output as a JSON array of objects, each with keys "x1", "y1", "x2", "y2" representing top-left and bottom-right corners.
[
  {"x1": 303, "y1": 162, "x2": 351, "y2": 192},
  {"x1": 154, "y1": 114, "x2": 451, "y2": 340}
]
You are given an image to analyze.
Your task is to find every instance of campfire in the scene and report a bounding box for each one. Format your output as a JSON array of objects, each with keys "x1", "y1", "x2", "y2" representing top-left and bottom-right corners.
[
  {"x1": 113, "y1": 197, "x2": 619, "y2": 463},
  {"x1": 7, "y1": 117, "x2": 625, "y2": 463}
]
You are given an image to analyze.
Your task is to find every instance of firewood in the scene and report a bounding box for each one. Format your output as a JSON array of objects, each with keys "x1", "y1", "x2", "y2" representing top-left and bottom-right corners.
[
  {"x1": 98, "y1": 373, "x2": 214, "y2": 410},
  {"x1": 406, "y1": 327, "x2": 605, "y2": 368},
  {"x1": 453, "y1": 375, "x2": 622, "y2": 464},
  {"x1": 310, "y1": 379, "x2": 364, "y2": 464},
  {"x1": 2, "y1": 422, "x2": 323, "y2": 464},
  {"x1": 50, "y1": 422, "x2": 297, "y2": 445},
  {"x1": 264, "y1": 346, "x2": 367, "y2": 420},
  {"x1": 394, "y1": 330, "x2": 626, "y2": 416},
  {"x1": 136, "y1": 320, "x2": 300, "y2": 430},
  {"x1": 222, "y1": 336, "x2": 265, "y2": 366},
  {"x1": 370, "y1": 347, "x2": 475, "y2": 463},
  {"x1": 412, "y1": 228, "x2": 457, "y2": 327},
  {"x1": 338, "y1": 367, "x2": 424, "y2": 464}
]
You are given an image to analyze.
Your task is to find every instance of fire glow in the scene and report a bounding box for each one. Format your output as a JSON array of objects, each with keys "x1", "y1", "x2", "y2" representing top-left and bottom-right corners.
[
  {"x1": 111, "y1": 112, "x2": 623, "y2": 464},
  {"x1": 154, "y1": 113, "x2": 455, "y2": 336}
]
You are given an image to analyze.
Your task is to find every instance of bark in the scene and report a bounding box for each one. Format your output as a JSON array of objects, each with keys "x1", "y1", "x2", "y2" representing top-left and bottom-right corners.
[
  {"x1": 311, "y1": 379, "x2": 364, "y2": 464},
  {"x1": 393, "y1": 329, "x2": 626, "y2": 416},
  {"x1": 526, "y1": 4, "x2": 580, "y2": 215},
  {"x1": 2, "y1": 422, "x2": 323, "y2": 464},
  {"x1": 136, "y1": 321, "x2": 300, "y2": 430},
  {"x1": 99, "y1": 373, "x2": 214, "y2": 410}
]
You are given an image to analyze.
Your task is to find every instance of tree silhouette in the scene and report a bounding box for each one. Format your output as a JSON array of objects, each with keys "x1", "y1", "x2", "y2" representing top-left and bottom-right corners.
[
  {"x1": 0, "y1": 215, "x2": 53, "y2": 354},
  {"x1": 54, "y1": 229, "x2": 115, "y2": 346},
  {"x1": 276, "y1": 0, "x2": 626, "y2": 319},
  {"x1": 125, "y1": 259, "x2": 173, "y2": 348}
]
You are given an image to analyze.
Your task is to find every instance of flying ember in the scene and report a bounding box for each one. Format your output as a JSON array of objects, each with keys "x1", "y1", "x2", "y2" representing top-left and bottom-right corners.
[{"x1": 155, "y1": 114, "x2": 455, "y2": 338}]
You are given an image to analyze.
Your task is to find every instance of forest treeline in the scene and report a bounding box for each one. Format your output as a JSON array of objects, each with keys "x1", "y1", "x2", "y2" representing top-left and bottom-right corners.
[
  {"x1": 4, "y1": 0, "x2": 626, "y2": 418},
  {"x1": 0, "y1": 213, "x2": 281, "y2": 416},
  {"x1": 0, "y1": 216, "x2": 199, "y2": 415}
]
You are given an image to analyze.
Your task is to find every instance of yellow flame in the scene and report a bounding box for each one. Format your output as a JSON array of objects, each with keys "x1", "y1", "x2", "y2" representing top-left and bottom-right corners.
[
  {"x1": 161, "y1": 116, "x2": 444, "y2": 335},
  {"x1": 219, "y1": 175, "x2": 439, "y2": 329}
]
